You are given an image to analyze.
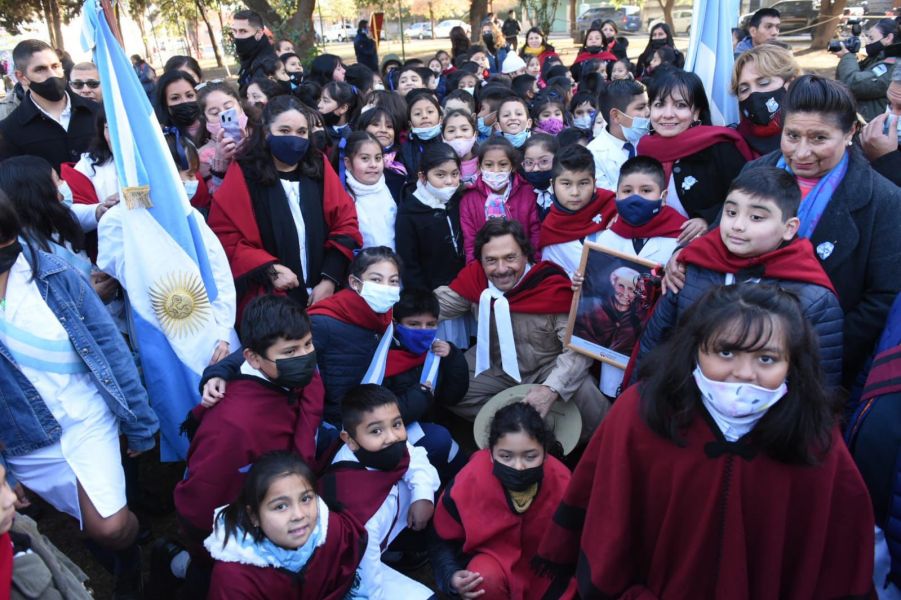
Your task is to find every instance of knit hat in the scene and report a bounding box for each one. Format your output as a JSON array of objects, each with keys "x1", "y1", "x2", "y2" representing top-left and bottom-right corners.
[{"x1": 502, "y1": 53, "x2": 527, "y2": 74}]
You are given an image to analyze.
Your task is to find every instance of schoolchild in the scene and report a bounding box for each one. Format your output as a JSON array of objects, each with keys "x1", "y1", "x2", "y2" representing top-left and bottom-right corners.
[
  {"x1": 494, "y1": 96, "x2": 532, "y2": 149},
  {"x1": 586, "y1": 79, "x2": 650, "y2": 193},
  {"x1": 354, "y1": 106, "x2": 407, "y2": 199},
  {"x1": 519, "y1": 134, "x2": 558, "y2": 220},
  {"x1": 441, "y1": 108, "x2": 479, "y2": 188},
  {"x1": 343, "y1": 131, "x2": 397, "y2": 250},
  {"x1": 401, "y1": 90, "x2": 444, "y2": 180}
]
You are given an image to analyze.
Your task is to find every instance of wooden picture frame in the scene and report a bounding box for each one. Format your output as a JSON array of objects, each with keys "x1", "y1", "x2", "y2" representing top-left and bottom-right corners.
[{"x1": 565, "y1": 242, "x2": 661, "y2": 368}]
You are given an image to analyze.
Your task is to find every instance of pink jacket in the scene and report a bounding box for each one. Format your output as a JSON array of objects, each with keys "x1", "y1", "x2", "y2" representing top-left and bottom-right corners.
[{"x1": 460, "y1": 172, "x2": 541, "y2": 263}]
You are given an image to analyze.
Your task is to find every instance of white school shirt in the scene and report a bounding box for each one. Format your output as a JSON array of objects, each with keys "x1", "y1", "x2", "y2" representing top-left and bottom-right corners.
[
  {"x1": 586, "y1": 128, "x2": 631, "y2": 193},
  {"x1": 542, "y1": 230, "x2": 604, "y2": 280},
  {"x1": 331, "y1": 442, "x2": 439, "y2": 600},
  {"x1": 280, "y1": 178, "x2": 310, "y2": 287}
]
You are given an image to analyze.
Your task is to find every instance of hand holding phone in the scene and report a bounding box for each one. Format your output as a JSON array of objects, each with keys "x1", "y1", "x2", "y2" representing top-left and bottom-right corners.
[{"x1": 220, "y1": 107, "x2": 244, "y2": 144}]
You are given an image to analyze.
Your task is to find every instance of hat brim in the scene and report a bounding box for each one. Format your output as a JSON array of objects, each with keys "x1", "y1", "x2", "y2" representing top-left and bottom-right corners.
[{"x1": 473, "y1": 384, "x2": 582, "y2": 455}]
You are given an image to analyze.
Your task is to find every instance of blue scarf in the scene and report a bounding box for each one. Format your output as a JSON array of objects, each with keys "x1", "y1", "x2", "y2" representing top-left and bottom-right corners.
[
  {"x1": 231, "y1": 498, "x2": 327, "y2": 573},
  {"x1": 775, "y1": 151, "x2": 849, "y2": 239}
]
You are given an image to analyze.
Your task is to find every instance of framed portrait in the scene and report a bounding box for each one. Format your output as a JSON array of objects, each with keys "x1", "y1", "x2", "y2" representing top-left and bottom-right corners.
[{"x1": 565, "y1": 242, "x2": 661, "y2": 368}]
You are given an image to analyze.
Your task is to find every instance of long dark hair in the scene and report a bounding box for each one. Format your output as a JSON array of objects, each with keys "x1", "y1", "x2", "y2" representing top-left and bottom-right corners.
[
  {"x1": 0, "y1": 156, "x2": 84, "y2": 253},
  {"x1": 87, "y1": 108, "x2": 113, "y2": 172},
  {"x1": 638, "y1": 23, "x2": 678, "y2": 75},
  {"x1": 194, "y1": 81, "x2": 252, "y2": 147},
  {"x1": 647, "y1": 68, "x2": 712, "y2": 127},
  {"x1": 238, "y1": 94, "x2": 323, "y2": 186},
  {"x1": 637, "y1": 284, "x2": 837, "y2": 465},
  {"x1": 309, "y1": 54, "x2": 342, "y2": 86},
  {"x1": 163, "y1": 55, "x2": 203, "y2": 83},
  {"x1": 153, "y1": 69, "x2": 198, "y2": 130},
  {"x1": 218, "y1": 451, "x2": 318, "y2": 547},
  {"x1": 450, "y1": 26, "x2": 471, "y2": 59}
]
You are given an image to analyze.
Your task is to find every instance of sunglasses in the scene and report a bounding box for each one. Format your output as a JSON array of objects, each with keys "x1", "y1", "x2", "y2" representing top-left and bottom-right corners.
[{"x1": 70, "y1": 80, "x2": 100, "y2": 90}]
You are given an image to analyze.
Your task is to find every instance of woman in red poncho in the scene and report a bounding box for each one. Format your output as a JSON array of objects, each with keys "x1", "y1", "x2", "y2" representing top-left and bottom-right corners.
[
  {"x1": 535, "y1": 284, "x2": 875, "y2": 599},
  {"x1": 637, "y1": 68, "x2": 753, "y2": 244},
  {"x1": 209, "y1": 95, "x2": 362, "y2": 318},
  {"x1": 432, "y1": 402, "x2": 570, "y2": 600},
  {"x1": 206, "y1": 451, "x2": 367, "y2": 600}
]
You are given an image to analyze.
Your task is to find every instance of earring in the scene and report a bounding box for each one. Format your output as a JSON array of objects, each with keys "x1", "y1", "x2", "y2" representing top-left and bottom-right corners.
[{"x1": 689, "y1": 119, "x2": 702, "y2": 128}]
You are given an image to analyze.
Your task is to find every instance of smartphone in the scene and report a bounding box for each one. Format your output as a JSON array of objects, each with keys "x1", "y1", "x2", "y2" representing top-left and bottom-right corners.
[{"x1": 220, "y1": 107, "x2": 244, "y2": 144}]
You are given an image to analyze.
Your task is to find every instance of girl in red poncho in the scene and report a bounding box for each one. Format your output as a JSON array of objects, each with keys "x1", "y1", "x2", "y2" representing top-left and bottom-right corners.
[
  {"x1": 432, "y1": 402, "x2": 570, "y2": 600},
  {"x1": 570, "y1": 28, "x2": 617, "y2": 83},
  {"x1": 535, "y1": 284, "x2": 875, "y2": 599},
  {"x1": 209, "y1": 95, "x2": 362, "y2": 317},
  {"x1": 206, "y1": 451, "x2": 367, "y2": 600}
]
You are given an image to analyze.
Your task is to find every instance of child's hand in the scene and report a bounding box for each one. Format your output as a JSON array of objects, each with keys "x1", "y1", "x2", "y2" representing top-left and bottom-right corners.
[
  {"x1": 431, "y1": 339, "x2": 451, "y2": 357},
  {"x1": 661, "y1": 249, "x2": 686, "y2": 296},
  {"x1": 677, "y1": 217, "x2": 708, "y2": 245},
  {"x1": 451, "y1": 570, "x2": 485, "y2": 598},
  {"x1": 572, "y1": 271, "x2": 584, "y2": 292},
  {"x1": 202, "y1": 377, "x2": 227, "y2": 408},
  {"x1": 407, "y1": 499, "x2": 434, "y2": 531}
]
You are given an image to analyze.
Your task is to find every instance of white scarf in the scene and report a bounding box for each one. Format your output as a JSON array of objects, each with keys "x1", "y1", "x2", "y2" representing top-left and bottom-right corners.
[
  {"x1": 475, "y1": 264, "x2": 531, "y2": 382},
  {"x1": 74, "y1": 154, "x2": 119, "y2": 203},
  {"x1": 412, "y1": 179, "x2": 449, "y2": 211},
  {"x1": 346, "y1": 171, "x2": 396, "y2": 250}
]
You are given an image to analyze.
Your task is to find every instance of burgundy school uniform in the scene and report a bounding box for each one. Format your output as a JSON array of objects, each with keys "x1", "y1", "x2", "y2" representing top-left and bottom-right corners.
[
  {"x1": 536, "y1": 385, "x2": 875, "y2": 599},
  {"x1": 207, "y1": 509, "x2": 366, "y2": 600},
  {"x1": 433, "y1": 449, "x2": 570, "y2": 600},
  {"x1": 174, "y1": 373, "x2": 325, "y2": 549}
]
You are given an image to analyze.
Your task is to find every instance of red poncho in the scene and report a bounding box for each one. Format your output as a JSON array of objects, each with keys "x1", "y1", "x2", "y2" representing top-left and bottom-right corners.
[
  {"x1": 609, "y1": 206, "x2": 686, "y2": 240},
  {"x1": 539, "y1": 189, "x2": 617, "y2": 248},
  {"x1": 449, "y1": 260, "x2": 573, "y2": 314},
  {"x1": 433, "y1": 449, "x2": 570, "y2": 600},
  {"x1": 535, "y1": 386, "x2": 875, "y2": 599},
  {"x1": 637, "y1": 125, "x2": 754, "y2": 182}
]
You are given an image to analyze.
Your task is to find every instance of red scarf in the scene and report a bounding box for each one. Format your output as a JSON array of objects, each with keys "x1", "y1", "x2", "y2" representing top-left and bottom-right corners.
[
  {"x1": 680, "y1": 229, "x2": 836, "y2": 295},
  {"x1": 319, "y1": 448, "x2": 411, "y2": 527},
  {"x1": 736, "y1": 115, "x2": 783, "y2": 159},
  {"x1": 385, "y1": 348, "x2": 426, "y2": 379},
  {"x1": 0, "y1": 532, "x2": 10, "y2": 599},
  {"x1": 572, "y1": 49, "x2": 618, "y2": 65},
  {"x1": 449, "y1": 260, "x2": 573, "y2": 314},
  {"x1": 539, "y1": 190, "x2": 616, "y2": 248},
  {"x1": 637, "y1": 125, "x2": 754, "y2": 181},
  {"x1": 307, "y1": 289, "x2": 393, "y2": 332},
  {"x1": 609, "y1": 205, "x2": 686, "y2": 240}
]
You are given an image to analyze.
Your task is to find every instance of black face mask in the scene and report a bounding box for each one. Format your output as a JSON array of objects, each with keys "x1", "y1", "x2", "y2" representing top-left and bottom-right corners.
[
  {"x1": 492, "y1": 459, "x2": 544, "y2": 492},
  {"x1": 354, "y1": 440, "x2": 406, "y2": 471},
  {"x1": 482, "y1": 31, "x2": 494, "y2": 44},
  {"x1": 169, "y1": 101, "x2": 200, "y2": 126},
  {"x1": 585, "y1": 45, "x2": 603, "y2": 54},
  {"x1": 289, "y1": 71, "x2": 303, "y2": 85},
  {"x1": 270, "y1": 351, "x2": 317, "y2": 389},
  {"x1": 650, "y1": 38, "x2": 667, "y2": 49},
  {"x1": 277, "y1": 79, "x2": 293, "y2": 94},
  {"x1": 866, "y1": 40, "x2": 884, "y2": 57},
  {"x1": 322, "y1": 111, "x2": 342, "y2": 127},
  {"x1": 311, "y1": 130, "x2": 329, "y2": 151},
  {"x1": 234, "y1": 35, "x2": 267, "y2": 61},
  {"x1": 739, "y1": 88, "x2": 785, "y2": 126},
  {"x1": 521, "y1": 169, "x2": 553, "y2": 190},
  {"x1": 0, "y1": 240, "x2": 22, "y2": 274},
  {"x1": 29, "y1": 76, "x2": 67, "y2": 102}
]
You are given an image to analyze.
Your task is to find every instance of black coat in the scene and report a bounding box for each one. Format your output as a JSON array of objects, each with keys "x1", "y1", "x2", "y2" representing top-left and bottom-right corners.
[
  {"x1": 395, "y1": 187, "x2": 465, "y2": 291},
  {"x1": 354, "y1": 32, "x2": 379, "y2": 73},
  {"x1": 383, "y1": 341, "x2": 469, "y2": 423},
  {"x1": 871, "y1": 149, "x2": 901, "y2": 187},
  {"x1": 750, "y1": 148, "x2": 901, "y2": 387},
  {"x1": 638, "y1": 264, "x2": 845, "y2": 387},
  {"x1": 665, "y1": 140, "x2": 748, "y2": 223},
  {"x1": 0, "y1": 91, "x2": 98, "y2": 172}
]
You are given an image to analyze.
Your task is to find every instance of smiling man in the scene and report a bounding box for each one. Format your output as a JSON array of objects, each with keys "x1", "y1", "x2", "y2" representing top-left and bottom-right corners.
[
  {"x1": 435, "y1": 218, "x2": 609, "y2": 439},
  {"x1": 0, "y1": 39, "x2": 98, "y2": 171}
]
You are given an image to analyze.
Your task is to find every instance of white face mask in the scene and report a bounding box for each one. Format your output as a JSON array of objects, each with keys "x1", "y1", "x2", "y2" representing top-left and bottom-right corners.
[
  {"x1": 444, "y1": 136, "x2": 476, "y2": 158},
  {"x1": 693, "y1": 365, "x2": 787, "y2": 419},
  {"x1": 373, "y1": 83, "x2": 386, "y2": 91},
  {"x1": 461, "y1": 86, "x2": 476, "y2": 97},
  {"x1": 58, "y1": 181, "x2": 74, "y2": 207},
  {"x1": 356, "y1": 278, "x2": 401, "y2": 313},
  {"x1": 573, "y1": 114, "x2": 593, "y2": 130},
  {"x1": 481, "y1": 170, "x2": 510, "y2": 191},
  {"x1": 425, "y1": 180, "x2": 457, "y2": 203},
  {"x1": 183, "y1": 179, "x2": 199, "y2": 198}
]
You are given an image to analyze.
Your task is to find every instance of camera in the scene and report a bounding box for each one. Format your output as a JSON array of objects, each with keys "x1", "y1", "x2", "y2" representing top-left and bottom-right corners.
[{"x1": 828, "y1": 19, "x2": 862, "y2": 53}]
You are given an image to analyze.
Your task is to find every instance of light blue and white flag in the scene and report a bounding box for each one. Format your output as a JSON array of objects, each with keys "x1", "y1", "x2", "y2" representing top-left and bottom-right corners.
[
  {"x1": 686, "y1": 0, "x2": 741, "y2": 126},
  {"x1": 81, "y1": 0, "x2": 234, "y2": 460}
]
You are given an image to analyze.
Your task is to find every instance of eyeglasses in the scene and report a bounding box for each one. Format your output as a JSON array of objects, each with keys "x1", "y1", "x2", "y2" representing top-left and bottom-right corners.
[
  {"x1": 522, "y1": 157, "x2": 553, "y2": 170},
  {"x1": 70, "y1": 80, "x2": 100, "y2": 90}
]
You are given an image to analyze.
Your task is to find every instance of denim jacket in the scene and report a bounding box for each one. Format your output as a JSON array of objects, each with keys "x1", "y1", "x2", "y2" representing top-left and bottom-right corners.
[{"x1": 0, "y1": 245, "x2": 158, "y2": 473}]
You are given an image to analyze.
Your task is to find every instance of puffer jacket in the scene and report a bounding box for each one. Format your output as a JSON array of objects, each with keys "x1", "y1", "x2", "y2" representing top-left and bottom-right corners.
[
  {"x1": 836, "y1": 50, "x2": 895, "y2": 122},
  {"x1": 638, "y1": 265, "x2": 844, "y2": 387},
  {"x1": 459, "y1": 172, "x2": 540, "y2": 263}
]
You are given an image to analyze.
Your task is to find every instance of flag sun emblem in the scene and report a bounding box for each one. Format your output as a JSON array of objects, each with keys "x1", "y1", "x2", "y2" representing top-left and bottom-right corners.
[{"x1": 149, "y1": 272, "x2": 211, "y2": 337}]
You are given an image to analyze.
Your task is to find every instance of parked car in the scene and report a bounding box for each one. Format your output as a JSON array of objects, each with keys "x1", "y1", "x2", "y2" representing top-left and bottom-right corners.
[
  {"x1": 740, "y1": 0, "x2": 823, "y2": 37},
  {"x1": 321, "y1": 24, "x2": 355, "y2": 43},
  {"x1": 577, "y1": 7, "x2": 641, "y2": 35},
  {"x1": 433, "y1": 19, "x2": 471, "y2": 38},
  {"x1": 648, "y1": 9, "x2": 693, "y2": 34},
  {"x1": 404, "y1": 22, "x2": 433, "y2": 39}
]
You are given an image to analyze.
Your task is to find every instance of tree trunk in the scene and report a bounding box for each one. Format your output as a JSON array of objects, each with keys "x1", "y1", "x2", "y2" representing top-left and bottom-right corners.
[
  {"x1": 470, "y1": 0, "x2": 487, "y2": 42},
  {"x1": 285, "y1": 0, "x2": 317, "y2": 55},
  {"x1": 428, "y1": 2, "x2": 436, "y2": 40},
  {"x1": 133, "y1": 13, "x2": 152, "y2": 63},
  {"x1": 569, "y1": 0, "x2": 578, "y2": 42},
  {"x1": 656, "y1": 0, "x2": 675, "y2": 29},
  {"x1": 48, "y1": 0, "x2": 65, "y2": 51},
  {"x1": 810, "y1": 0, "x2": 847, "y2": 50},
  {"x1": 195, "y1": 0, "x2": 224, "y2": 67},
  {"x1": 41, "y1": 0, "x2": 58, "y2": 48}
]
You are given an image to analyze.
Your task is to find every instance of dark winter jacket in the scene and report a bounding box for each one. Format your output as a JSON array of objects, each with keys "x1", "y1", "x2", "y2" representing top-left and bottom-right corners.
[
  {"x1": 384, "y1": 342, "x2": 469, "y2": 423},
  {"x1": 395, "y1": 188, "x2": 465, "y2": 290},
  {"x1": 870, "y1": 149, "x2": 901, "y2": 187},
  {"x1": 749, "y1": 149, "x2": 901, "y2": 387},
  {"x1": 354, "y1": 30, "x2": 379, "y2": 73},
  {"x1": 638, "y1": 264, "x2": 844, "y2": 387}
]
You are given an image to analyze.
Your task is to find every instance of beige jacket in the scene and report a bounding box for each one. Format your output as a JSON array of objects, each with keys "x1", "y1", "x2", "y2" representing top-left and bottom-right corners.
[{"x1": 435, "y1": 285, "x2": 594, "y2": 400}]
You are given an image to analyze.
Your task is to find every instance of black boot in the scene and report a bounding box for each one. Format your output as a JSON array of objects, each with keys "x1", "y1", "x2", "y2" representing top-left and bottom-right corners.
[{"x1": 113, "y1": 543, "x2": 144, "y2": 600}]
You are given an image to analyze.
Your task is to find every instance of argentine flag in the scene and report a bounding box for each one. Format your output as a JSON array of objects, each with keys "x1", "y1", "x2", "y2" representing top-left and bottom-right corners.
[
  {"x1": 82, "y1": 0, "x2": 237, "y2": 460},
  {"x1": 685, "y1": 0, "x2": 741, "y2": 126}
]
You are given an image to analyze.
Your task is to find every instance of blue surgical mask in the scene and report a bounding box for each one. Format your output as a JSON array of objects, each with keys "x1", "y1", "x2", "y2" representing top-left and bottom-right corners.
[
  {"x1": 477, "y1": 116, "x2": 494, "y2": 138},
  {"x1": 183, "y1": 179, "x2": 199, "y2": 198},
  {"x1": 411, "y1": 123, "x2": 442, "y2": 141},
  {"x1": 620, "y1": 114, "x2": 651, "y2": 145},
  {"x1": 502, "y1": 129, "x2": 529, "y2": 148},
  {"x1": 58, "y1": 181, "x2": 73, "y2": 207},
  {"x1": 573, "y1": 114, "x2": 594, "y2": 130},
  {"x1": 395, "y1": 324, "x2": 437, "y2": 355},
  {"x1": 615, "y1": 194, "x2": 663, "y2": 226}
]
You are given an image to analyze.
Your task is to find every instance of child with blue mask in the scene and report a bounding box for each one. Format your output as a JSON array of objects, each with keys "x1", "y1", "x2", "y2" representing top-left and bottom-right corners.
[
  {"x1": 401, "y1": 91, "x2": 444, "y2": 179},
  {"x1": 495, "y1": 96, "x2": 532, "y2": 149},
  {"x1": 570, "y1": 91, "x2": 599, "y2": 134}
]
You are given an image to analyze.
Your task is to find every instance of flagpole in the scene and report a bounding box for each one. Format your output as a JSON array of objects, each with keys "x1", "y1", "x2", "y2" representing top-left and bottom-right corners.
[{"x1": 100, "y1": 0, "x2": 124, "y2": 48}]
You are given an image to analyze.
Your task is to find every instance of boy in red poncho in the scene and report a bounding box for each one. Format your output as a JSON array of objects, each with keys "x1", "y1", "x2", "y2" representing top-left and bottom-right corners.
[
  {"x1": 637, "y1": 166, "x2": 844, "y2": 387},
  {"x1": 173, "y1": 295, "x2": 331, "y2": 582}
]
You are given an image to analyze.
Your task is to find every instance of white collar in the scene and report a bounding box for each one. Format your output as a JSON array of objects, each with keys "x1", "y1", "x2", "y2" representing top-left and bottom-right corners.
[
  {"x1": 475, "y1": 263, "x2": 532, "y2": 381},
  {"x1": 29, "y1": 91, "x2": 71, "y2": 124}
]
